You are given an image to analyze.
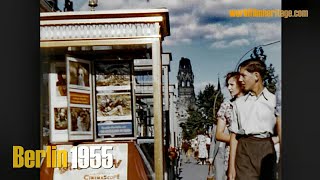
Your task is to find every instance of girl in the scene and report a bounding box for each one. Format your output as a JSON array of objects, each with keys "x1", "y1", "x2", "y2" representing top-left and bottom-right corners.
[{"x1": 209, "y1": 72, "x2": 244, "y2": 180}]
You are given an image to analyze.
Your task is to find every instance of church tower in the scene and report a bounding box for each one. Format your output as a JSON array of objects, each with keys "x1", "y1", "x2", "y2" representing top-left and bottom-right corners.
[
  {"x1": 177, "y1": 57, "x2": 196, "y2": 100},
  {"x1": 176, "y1": 57, "x2": 196, "y2": 126}
]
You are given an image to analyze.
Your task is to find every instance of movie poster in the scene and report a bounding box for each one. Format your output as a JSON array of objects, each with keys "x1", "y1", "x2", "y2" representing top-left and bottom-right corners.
[
  {"x1": 94, "y1": 61, "x2": 134, "y2": 140},
  {"x1": 49, "y1": 62, "x2": 69, "y2": 143},
  {"x1": 54, "y1": 107, "x2": 68, "y2": 130},
  {"x1": 69, "y1": 107, "x2": 91, "y2": 132},
  {"x1": 67, "y1": 57, "x2": 94, "y2": 141},
  {"x1": 55, "y1": 66, "x2": 67, "y2": 97},
  {"x1": 68, "y1": 58, "x2": 91, "y2": 90},
  {"x1": 96, "y1": 92, "x2": 132, "y2": 121},
  {"x1": 95, "y1": 62, "x2": 131, "y2": 91}
]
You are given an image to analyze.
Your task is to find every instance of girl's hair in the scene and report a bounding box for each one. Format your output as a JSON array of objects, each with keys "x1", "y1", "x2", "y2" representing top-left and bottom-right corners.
[
  {"x1": 225, "y1": 71, "x2": 242, "y2": 88},
  {"x1": 225, "y1": 72, "x2": 244, "y2": 101}
]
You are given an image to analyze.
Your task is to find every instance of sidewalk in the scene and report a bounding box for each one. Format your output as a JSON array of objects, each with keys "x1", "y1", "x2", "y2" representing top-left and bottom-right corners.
[{"x1": 176, "y1": 154, "x2": 211, "y2": 180}]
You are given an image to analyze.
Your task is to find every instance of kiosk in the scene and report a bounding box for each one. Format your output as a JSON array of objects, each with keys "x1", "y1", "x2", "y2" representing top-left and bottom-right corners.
[{"x1": 40, "y1": 9, "x2": 170, "y2": 180}]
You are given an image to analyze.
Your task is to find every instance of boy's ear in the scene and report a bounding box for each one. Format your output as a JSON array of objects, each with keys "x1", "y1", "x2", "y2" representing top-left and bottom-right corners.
[{"x1": 253, "y1": 72, "x2": 259, "y2": 81}]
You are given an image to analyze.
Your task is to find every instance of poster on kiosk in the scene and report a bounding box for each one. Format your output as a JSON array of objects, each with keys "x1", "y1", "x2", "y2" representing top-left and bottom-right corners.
[
  {"x1": 67, "y1": 56, "x2": 94, "y2": 141},
  {"x1": 49, "y1": 62, "x2": 69, "y2": 143},
  {"x1": 94, "y1": 61, "x2": 135, "y2": 140}
]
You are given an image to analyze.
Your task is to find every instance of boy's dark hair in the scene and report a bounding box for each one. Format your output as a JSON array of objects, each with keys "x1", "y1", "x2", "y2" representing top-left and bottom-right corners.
[
  {"x1": 238, "y1": 59, "x2": 267, "y2": 78},
  {"x1": 225, "y1": 72, "x2": 241, "y2": 88}
]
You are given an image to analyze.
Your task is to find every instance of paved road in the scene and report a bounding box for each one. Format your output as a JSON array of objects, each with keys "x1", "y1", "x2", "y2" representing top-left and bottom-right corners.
[
  {"x1": 174, "y1": 152, "x2": 281, "y2": 180},
  {"x1": 176, "y1": 154, "x2": 211, "y2": 180}
]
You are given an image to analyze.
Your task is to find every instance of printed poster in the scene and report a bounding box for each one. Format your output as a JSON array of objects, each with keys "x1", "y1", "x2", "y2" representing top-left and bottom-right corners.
[
  {"x1": 49, "y1": 62, "x2": 68, "y2": 143},
  {"x1": 67, "y1": 57, "x2": 93, "y2": 141}
]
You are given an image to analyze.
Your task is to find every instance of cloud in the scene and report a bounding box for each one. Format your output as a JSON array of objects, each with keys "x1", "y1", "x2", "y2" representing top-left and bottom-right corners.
[
  {"x1": 76, "y1": 0, "x2": 281, "y2": 48},
  {"x1": 163, "y1": 38, "x2": 192, "y2": 46},
  {"x1": 198, "y1": 0, "x2": 281, "y2": 17},
  {"x1": 204, "y1": 24, "x2": 250, "y2": 40},
  {"x1": 249, "y1": 22, "x2": 281, "y2": 43},
  {"x1": 207, "y1": 22, "x2": 280, "y2": 48},
  {"x1": 210, "y1": 41, "x2": 228, "y2": 48},
  {"x1": 80, "y1": 0, "x2": 280, "y2": 15},
  {"x1": 230, "y1": 39, "x2": 250, "y2": 46},
  {"x1": 211, "y1": 39, "x2": 250, "y2": 48}
]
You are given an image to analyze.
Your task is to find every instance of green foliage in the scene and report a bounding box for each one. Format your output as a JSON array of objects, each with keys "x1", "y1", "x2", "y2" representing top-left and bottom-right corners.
[
  {"x1": 181, "y1": 84, "x2": 224, "y2": 139},
  {"x1": 264, "y1": 63, "x2": 278, "y2": 94},
  {"x1": 248, "y1": 47, "x2": 279, "y2": 94},
  {"x1": 197, "y1": 84, "x2": 224, "y2": 125}
]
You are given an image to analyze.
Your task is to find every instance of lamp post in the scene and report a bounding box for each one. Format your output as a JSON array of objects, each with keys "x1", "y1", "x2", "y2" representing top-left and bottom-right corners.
[
  {"x1": 212, "y1": 73, "x2": 221, "y2": 130},
  {"x1": 88, "y1": 0, "x2": 98, "y2": 11},
  {"x1": 213, "y1": 89, "x2": 220, "y2": 125},
  {"x1": 234, "y1": 40, "x2": 280, "y2": 71}
]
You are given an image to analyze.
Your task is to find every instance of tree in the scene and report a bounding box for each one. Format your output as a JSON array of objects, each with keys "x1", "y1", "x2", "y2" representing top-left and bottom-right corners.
[
  {"x1": 264, "y1": 63, "x2": 278, "y2": 94},
  {"x1": 181, "y1": 84, "x2": 224, "y2": 139},
  {"x1": 197, "y1": 84, "x2": 224, "y2": 125},
  {"x1": 179, "y1": 109, "x2": 202, "y2": 140},
  {"x1": 249, "y1": 47, "x2": 279, "y2": 93}
]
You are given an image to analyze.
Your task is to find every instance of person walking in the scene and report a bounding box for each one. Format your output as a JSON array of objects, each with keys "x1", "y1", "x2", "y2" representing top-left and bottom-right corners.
[
  {"x1": 196, "y1": 130, "x2": 208, "y2": 165},
  {"x1": 186, "y1": 140, "x2": 193, "y2": 163},
  {"x1": 182, "y1": 139, "x2": 191, "y2": 163},
  {"x1": 209, "y1": 72, "x2": 245, "y2": 180},
  {"x1": 228, "y1": 59, "x2": 281, "y2": 180}
]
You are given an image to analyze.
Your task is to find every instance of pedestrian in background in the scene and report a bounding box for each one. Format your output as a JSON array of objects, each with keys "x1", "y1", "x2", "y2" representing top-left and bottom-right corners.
[
  {"x1": 196, "y1": 130, "x2": 208, "y2": 165},
  {"x1": 182, "y1": 139, "x2": 191, "y2": 163},
  {"x1": 192, "y1": 138, "x2": 199, "y2": 161},
  {"x1": 186, "y1": 140, "x2": 193, "y2": 163}
]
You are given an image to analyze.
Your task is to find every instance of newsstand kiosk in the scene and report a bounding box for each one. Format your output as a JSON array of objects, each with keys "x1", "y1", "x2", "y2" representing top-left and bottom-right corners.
[{"x1": 40, "y1": 9, "x2": 170, "y2": 180}]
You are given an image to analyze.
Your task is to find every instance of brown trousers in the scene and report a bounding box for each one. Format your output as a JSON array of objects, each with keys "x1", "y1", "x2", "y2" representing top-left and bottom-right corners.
[{"x1": 235, "y1": 136, "x2": 277, "y2": 180}]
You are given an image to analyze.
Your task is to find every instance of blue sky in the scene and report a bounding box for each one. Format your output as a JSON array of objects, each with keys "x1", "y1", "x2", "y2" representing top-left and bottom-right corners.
[{"x1": 57, "y1": 0, "x2": 281, "y2": 99}]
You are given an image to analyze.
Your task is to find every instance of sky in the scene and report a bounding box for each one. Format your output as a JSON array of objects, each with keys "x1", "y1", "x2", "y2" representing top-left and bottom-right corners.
[{"x1": 57, "y1": 0, "x2": 281, "y2": 99}]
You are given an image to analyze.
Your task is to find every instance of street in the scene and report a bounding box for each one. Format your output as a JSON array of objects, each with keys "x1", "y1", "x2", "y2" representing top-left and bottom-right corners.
[{"x1": 176, "y1": 154, "x2": 212, "y2": 180}]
